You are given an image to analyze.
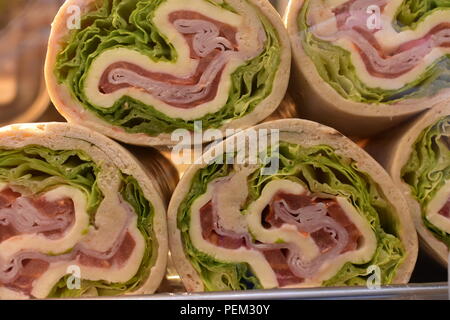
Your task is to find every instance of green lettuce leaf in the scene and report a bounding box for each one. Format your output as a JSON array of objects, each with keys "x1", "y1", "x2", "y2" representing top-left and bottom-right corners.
[
  {"x1": 0, "y1": 146, "x2": 103, "y2": 217},
  {"x1": 55, "y1": 0, "x2": 281, "y2": 136},
  {"x1": 0, "y1": 145, "x2": 157, "y2": 297},
  {"x1": 401, "y1": 116, "x2": 450, "y2": 246},
  {"x1": 299, "y1": 0, "x2": 450, "y2": 104},
  {"x1": 394, "y1": 0, "x2": 450, "y2": 30},
  {"x1": 177, "y1": 142, "x2": 405, "y2": 290}
]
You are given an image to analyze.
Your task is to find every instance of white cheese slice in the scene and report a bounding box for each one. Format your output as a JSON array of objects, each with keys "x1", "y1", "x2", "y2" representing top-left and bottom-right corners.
[
  {"x1": 30, "y1": 216, "x2": 146, "y2": 299},
  {"x1": 213, "y1": 167, "x2": 253, "y2": 234},
  {"x1": 335, "y1": 38, "x2": 450, "y2": 91},
  {"x1": 80, "y1": 167, "x2": 128, "y2": 253},
  {"x1": 378, "y1": 0, "x2": 450, "y2": 51},
  {"x1": 426, "y1": 179, "x2": 450, "y2": 234}
]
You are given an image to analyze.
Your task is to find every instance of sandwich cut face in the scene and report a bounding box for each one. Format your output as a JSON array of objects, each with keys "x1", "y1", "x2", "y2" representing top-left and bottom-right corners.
[
  {"x1": 175, "y1": 140, "x2": 406, "y2": 291},
  {"x1": 402, "y1": 116, "x2": 450, "y2": 247},
  {"x1": 52, "y1": 0, "x2": 285, "y2": 138},
  {"x1": 297, "y1": 0, "x2": 450, "y2": 105},
  {"x1": 0, "y1": 145, "x2": 159, "y2": 299}
]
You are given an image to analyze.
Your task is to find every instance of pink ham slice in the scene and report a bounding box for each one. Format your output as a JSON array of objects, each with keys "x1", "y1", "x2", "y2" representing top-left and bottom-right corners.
[
  {"x1": 199, "y1": 191, "x2": 362, "y2": 287},
  {"x1": 310, "y1": 0, "x2": 450, "y2": 78},
  {"x1": 0, "y1": 188, "x2": 75, "y2": 242},
  {"x1": 263, "y1": 193, "x2": 361, "y2": 254},
  {"x1": 0, "y1": 187, "x2": 137, "y2": 298},
  {"x1": 99, "y1": 11, "x2": 240, "y2": 108},
  {"x1": 4, "y1": 259, "x2": 50, "y2": 296}
]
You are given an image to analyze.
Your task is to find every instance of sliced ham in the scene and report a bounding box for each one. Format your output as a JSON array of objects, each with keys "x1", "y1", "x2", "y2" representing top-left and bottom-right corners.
[
  {"x1": 310, "y1": 0, "x2": 450, "y2": 78},
  {"x1": 99, "y1": 10, "x2": 258, "y2": 108},
  {"x1": 199, "y1": 189, "x2": 362, "y2": 286},
  {"x1": 0, "y1": 188, "x2": 75, "y2": 242},
  {"x1": 5, "y1": 259, "x2": 49, "y2": 297}
]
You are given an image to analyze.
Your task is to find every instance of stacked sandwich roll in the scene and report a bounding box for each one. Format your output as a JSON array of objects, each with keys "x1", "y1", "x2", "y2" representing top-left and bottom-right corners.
[
  {"x1": 286, "y1": 0, "x2": 450, "y2": 137},
  {"x1": 0, "y1": 123, "x2": 170, "y2": 299},
  {"x1": 168, "y1": 119, "x2": 418, "y2": 291},
  {"x1": 45, "y1": 0, "x2": 291, "y2": 146},
  {"x1": 367, "y1": 102, "x2": 450, "y2": 265}
]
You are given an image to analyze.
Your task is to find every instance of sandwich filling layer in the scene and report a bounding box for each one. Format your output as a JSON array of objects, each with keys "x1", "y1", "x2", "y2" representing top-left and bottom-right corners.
[
  {"x1": 298, "y1": 0, "x2": 450, "y2": 104},
  {"x1": 0, "y1": 146, "x2": 158, "y2": 299},
  {"x1": 55, "y1": 0, "x2": 282, "y2": 136},
  {"x1": 177, "y1": 142, "x2": 405, "y2": 290}
]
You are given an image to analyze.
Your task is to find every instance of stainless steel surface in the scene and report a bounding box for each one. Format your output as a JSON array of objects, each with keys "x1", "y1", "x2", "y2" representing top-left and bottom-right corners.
[{"x1": 91, "y1": 283, "x2": 448, "y2": 300}]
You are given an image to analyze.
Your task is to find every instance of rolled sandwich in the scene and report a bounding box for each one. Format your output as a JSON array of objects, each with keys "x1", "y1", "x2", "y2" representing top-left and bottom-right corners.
[
  {"x1": 168, "y1": 119, "x2": 417, "y2": 291},
  {"x1": 286, "y1": 0, "x2": 450, "y2": 137},
  {"x1": 45, "y1": 0, "x2": 291, "y2": 146},
  {"x1": 367, "y1": 102, "x2": 450, "y2": 265},
  {"x1": 0, "y1": 123, "x2": 169, "y2": 299}
]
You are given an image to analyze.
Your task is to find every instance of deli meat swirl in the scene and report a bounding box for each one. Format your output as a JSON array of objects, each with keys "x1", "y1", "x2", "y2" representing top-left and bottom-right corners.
[
  {"x1": 0, "y1": 189, "x2": 75, "y2": 242},
  {"x1": 200, "y1": 187, "x2": 362, "y2": 286},
  {"x1": 99, "y1": 11, "x2": 264, "y2": 108}
]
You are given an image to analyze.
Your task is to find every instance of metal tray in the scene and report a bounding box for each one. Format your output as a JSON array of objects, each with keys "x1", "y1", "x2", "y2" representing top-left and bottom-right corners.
[{"x1": 101, "y1": 282, "x2": 448, "y2": 300}]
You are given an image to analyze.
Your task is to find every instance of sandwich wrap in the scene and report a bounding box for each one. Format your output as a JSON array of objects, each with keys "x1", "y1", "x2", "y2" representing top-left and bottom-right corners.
[
  {"x1": 168, "y1": 119, "x2": 418, "y2": 291},
  {"x1": 0, "y1": 123, "x2": 169, "y2": 299},
  {"x1": 45, "y1": 0, "x2": 291, "y2": 146},
  {"x1": 367, "y1": 102, "x2": 450, "y2": 265},
  {"x1": 286, "y1": 0, "x2": 450, "y2": 136}
]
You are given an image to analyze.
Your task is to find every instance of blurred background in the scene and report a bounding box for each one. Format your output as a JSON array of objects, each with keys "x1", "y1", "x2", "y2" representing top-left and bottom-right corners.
[{"x1": 0, "y1": 0, "x2": 64, "y2": 125}]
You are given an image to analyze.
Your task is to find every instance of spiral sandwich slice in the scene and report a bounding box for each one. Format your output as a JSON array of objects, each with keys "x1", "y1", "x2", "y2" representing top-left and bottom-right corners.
[
  {"x1": 0, "y1": 123, "x2": 167, "y2": 299},
  {"x1": 168, "y1": 119, "x2": 417, "y2": 291},
  {"x1": 286, "y1": 0, "x2": 450, "y2": 136},
  {"x1": 372, "y1": 102, "x2": 450, "y2": 265},
  {"x1": 404, "y1": 114, "x2": 450, "y2": 249},
  {"x1": 46, "y1": 0, "x2": 291, "y2": 145}
]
